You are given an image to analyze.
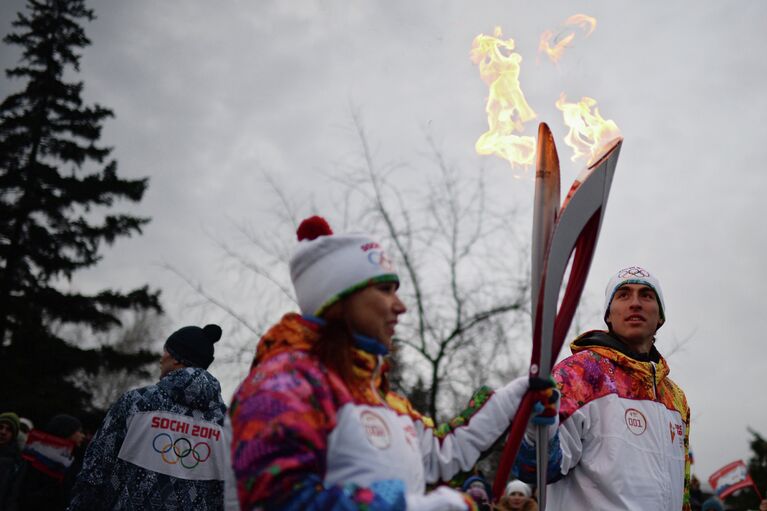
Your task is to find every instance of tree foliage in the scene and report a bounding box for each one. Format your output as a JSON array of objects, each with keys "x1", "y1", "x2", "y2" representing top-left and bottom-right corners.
[{"x1": 0, "y1": 0, "x2": 161, "y2": 422}]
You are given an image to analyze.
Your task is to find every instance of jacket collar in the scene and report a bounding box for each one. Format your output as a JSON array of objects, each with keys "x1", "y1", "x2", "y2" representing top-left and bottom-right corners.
[
  {"x1": 572, "y1": 330, "x2": 661, "y2": 362},
  {"x1": 252, "y1": 313, "x2": 390, "y2": 395},
  {"x1": 570, "y1": 330, "x2": 670, "y2": 379}
]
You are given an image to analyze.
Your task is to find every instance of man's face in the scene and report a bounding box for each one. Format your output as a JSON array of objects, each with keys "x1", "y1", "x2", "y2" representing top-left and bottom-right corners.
[
  {"x1": 0, "y1": 421, "x2": 15, "y2": 445},
  {"x1": 606, "y1": 283, "x2": 662, "y2": 352},
  {"x1": 159, "y1": 349, "x2": 183, "y2": 378}
]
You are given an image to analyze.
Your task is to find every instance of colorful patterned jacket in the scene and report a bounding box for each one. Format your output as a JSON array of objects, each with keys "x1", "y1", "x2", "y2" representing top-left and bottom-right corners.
[
  {"x1": 515, "y1": 330, "x2": 691, "y2": 511},
  {"x1": 68, "y1": 367, "x2": 229, "y2": 510},
  {"x1": 230, "y1": 313, "x2": 530, "y2": 510}
]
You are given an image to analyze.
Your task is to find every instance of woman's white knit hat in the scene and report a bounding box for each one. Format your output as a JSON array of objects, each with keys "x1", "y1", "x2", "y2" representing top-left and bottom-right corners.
[
  {"x1": 289, "y1": 216, "x2": 399, "y2": 316},
  {"x1": 505, "y1": 479, "x2": 531, "y2": 497}
]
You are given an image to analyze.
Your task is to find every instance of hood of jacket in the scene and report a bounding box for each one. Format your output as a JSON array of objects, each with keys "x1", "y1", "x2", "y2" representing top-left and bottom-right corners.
[
  {"x1": 157, "y1": 366, "x2": 224, "y2": 413},
  {"x1": 570, "y1": 330, "x2": 670, "y2": 381}
]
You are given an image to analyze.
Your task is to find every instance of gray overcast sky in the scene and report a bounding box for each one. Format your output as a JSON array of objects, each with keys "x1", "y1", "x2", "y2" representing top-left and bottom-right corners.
[{"x1": 2, "y1": 0, "x2": 765, "y2": 485}]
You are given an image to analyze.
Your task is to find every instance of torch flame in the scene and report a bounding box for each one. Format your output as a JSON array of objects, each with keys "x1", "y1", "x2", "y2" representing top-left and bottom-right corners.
[
  {"x1": 471, "y1": 26, "x2": 536, "y2": 167},
  {"x1": 555, "y1": 93, "x2": 621, "y2": 165},
  {"x1": 539, "y1": 14, "x2": 597, "y2": 64}
]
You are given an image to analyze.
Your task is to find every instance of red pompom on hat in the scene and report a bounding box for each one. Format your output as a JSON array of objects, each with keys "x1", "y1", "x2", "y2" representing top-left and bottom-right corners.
[{"x1": 296, "y1": 215, "x2": 333, "y2": 241}]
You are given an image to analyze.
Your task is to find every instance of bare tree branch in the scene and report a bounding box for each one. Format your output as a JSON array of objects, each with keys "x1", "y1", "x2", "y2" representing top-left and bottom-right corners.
[
  {"x1": 211, "y1": 236, "x2": 296, "y2": 305},
  {"x1": 350, "y1": 110, "x2": 434, "y2": 354},
  {"x1": 161, "y1": 263, "x2": 262, "y2": 336},
  {"x1": 178, "y1": 112, "x2": 533, "y2": 421},
  {"x1": 444, "y1": 302, "x2": 525, "y2": 345}
]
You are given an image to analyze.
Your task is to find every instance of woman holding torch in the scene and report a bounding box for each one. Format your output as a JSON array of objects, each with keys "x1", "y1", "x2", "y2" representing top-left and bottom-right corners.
[{"x1": 229, "y1": 216, "x2": 557, "y2": 510}]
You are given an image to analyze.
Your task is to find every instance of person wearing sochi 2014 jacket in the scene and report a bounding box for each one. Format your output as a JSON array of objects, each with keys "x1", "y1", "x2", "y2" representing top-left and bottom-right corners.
[
  {"x1": 514, "y1": 266, "x2": 691, "y2": 511},
  {"x1": 68, "y1": 324, "x2": 231, "y2": 510},
  {"x1": 229, "y1": 216, "x2": 559, "y2": 511}
]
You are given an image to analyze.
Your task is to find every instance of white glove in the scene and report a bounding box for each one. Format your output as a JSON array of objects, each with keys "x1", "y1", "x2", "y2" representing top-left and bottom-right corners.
[{"x1": 405, "y1": 486, "x2": 470, "y2": 511}]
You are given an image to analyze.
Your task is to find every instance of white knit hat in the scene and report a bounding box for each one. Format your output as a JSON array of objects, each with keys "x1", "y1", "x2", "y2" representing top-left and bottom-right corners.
[
  {"x1": 505, "y1": 479, "x2": 531, "y2": 497},
  {"x1": 19, "y1": 418, "x2": 34, "y2": 433},
  {"x1": 289, "y1": 216, "x2": 399, "y2": 316},
  {"x1": 603, "y1": 266, "x2": 666, "y2": 325}
]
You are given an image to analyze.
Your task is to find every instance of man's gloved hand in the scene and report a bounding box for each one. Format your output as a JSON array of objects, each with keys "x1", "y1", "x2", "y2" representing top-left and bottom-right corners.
[{"x1": 529, "y1": 376, "x2": 560, "y2": 426}]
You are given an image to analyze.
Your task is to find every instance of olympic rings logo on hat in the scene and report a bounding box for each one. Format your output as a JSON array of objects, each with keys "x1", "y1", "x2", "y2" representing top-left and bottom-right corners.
[
  {"x1": 368, "y1": 250, "x2": 394, "y2": 271},
  {"x1": 152, "y1": 433, "x2": 211, "y2": 469},
  {"x1": 618, "y1": 266, "x2": 650, "y2": 278}
]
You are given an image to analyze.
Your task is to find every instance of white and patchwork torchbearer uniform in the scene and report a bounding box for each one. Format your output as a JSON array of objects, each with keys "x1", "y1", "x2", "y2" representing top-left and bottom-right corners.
[
  {"x1": 515, "y1": 331, "x2": 691, "y2": 511},
  {"x1": 230, "y1": 313, "x2": 531, "y2": 510}
]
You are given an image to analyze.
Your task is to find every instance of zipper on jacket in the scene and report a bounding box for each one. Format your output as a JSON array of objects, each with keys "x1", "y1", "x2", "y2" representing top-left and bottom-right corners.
[{"x1": 650, "y1": 361, "x2": 658, "y2": 401}]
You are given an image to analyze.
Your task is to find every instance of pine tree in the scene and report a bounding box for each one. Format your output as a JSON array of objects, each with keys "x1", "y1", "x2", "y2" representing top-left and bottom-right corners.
[{"x1": 0, "y1": 0, "x2": 162, "y2": 422}]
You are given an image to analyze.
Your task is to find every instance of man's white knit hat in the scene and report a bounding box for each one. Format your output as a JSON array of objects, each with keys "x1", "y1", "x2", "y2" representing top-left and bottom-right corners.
[
  {"x1": 603, "y1": 266, "x2": 666, "y2": 326},
  {"x1": 505, "y1": 479, "x2": 531, "y2": 497},
  {"x1": 289, "y1": 216, "x2": 399, "y2": 316}
]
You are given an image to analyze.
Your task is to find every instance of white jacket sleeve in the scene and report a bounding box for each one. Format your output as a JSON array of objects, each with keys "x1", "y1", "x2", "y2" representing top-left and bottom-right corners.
[{"x1": 418, "y1": 376, "x2": 529, "y2": 483}]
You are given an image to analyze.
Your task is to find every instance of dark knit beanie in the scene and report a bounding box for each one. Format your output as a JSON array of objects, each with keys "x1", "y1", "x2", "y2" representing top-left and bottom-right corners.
[
  {"x1": 44, "y1": 414, "x2": 82, "y2": 439},
  {"x1": 0, "y1": 412, "x2": 20, "y2": 438},
  {"x1": 164, "y1": 324, "x2": 222, "y2": 369}
]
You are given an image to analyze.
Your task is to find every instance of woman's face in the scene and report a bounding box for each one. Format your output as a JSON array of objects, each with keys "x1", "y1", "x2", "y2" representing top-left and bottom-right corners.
[
  {"x1": 343, "y1": 282, "x2": 406, "y2": 348},
  {"x1": 508, "y1": 492, "x2": 527, "y2": 510}
]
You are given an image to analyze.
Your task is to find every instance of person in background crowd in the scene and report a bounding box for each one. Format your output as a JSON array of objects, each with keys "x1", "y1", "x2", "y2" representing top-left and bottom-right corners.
[
  {"x1": 68, "y1": 324, "x2": 232, "y2": 510},
  {"x1": 498, "y1": 479, "x2": 536, "y2": 511},
  {"x1": 0, "y1": 412, "x2": 21, "y2": 506},
  {"x1": 45, "y1": 415, "x2": 85, "y2": 447},
  {"x1": 49, "y1": 415, "x2": 86, "y2": 502},
  {"x1": 0, "y1": 413, "x2": 20, "y2": 458},
  {"x1": 14, "y1": 414, "x2": 84, "y2": 510},
  {"x1": 17, "y1": 418, "x2": 33, "y2": 450},
  {"x1": 689, "y1": 475, "x2": 706, "y2": 510},
  {"x1": 462, "y1": 475, "x2": 492, "y2": 511},
  {"x1": 515, "y1": 266, "x2": 690, "y2": 511},
  {"x1": 230, "y1": 216, "x2": 559, "y2": 510},
  {"x1": 700, "y1": 496, "x2": 723, "y2": 511},
  {"x1": 495, "y1": 495, "x2": 538, "y2": 511}
]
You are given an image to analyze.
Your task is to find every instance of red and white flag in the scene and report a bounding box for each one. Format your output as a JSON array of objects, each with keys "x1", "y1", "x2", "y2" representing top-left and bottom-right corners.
[
  {"x1": 708, "y1": 460, "x2": 754, "y2": 499},
  {"x1": 21, "y1": 429, "x2": 75, "y2": 481}
]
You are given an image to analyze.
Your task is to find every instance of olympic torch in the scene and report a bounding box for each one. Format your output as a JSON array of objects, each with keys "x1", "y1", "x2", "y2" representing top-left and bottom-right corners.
[{"x1": 492, "y1": 124, "x2": 623, "y2": 508}]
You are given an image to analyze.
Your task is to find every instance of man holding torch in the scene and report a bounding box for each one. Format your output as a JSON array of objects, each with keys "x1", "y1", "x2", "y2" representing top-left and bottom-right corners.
[{"x1": 514, "y1": 266, "x2": 691, "y2": 511}]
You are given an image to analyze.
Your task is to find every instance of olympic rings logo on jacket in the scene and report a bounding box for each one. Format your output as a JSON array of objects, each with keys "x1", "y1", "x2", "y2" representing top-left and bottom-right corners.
[{"x1": 152, "y1": 433, "x2": 211, "y2": 469}]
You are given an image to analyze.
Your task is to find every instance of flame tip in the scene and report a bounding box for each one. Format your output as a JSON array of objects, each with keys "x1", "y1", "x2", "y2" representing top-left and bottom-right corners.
[
  {"x1": 539, "y1": 13, "x2": 597, "y2": 64},
  {"x1": 474, "y1": 18, "x2": 620, "y2": 170}
]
